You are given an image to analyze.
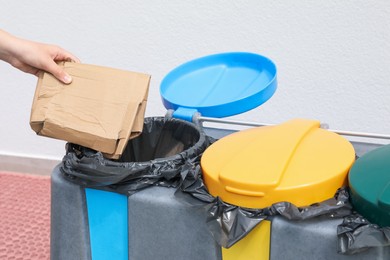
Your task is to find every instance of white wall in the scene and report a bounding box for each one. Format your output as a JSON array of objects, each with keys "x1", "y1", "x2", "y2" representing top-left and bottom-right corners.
[{"x1": 1, "y1": 1, "x2": 389, "y2": 160}]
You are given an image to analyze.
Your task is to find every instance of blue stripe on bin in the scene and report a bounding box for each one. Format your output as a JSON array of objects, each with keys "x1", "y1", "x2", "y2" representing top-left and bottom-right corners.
[{"x1": 85, "y1": 188, "x2": 128, "y2": 260}]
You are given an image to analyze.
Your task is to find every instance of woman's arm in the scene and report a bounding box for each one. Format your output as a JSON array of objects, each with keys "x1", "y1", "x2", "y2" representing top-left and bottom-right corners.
[{"x1": 0, "y1": 29, "x2": 79, "y2": 84}]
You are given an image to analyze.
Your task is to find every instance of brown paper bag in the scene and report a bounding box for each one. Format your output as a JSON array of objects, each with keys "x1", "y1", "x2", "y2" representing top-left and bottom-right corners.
[{"x1": 30, "y1": 62, "x2": 150, "y2": 159}]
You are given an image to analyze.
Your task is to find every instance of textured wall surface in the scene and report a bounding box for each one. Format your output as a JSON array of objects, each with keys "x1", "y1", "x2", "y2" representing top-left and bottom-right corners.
[{"x1": 1, "y1": 1, "x2": 389, "y2": 159}]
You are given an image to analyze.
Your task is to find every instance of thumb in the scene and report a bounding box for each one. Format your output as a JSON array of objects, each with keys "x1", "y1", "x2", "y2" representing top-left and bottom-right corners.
[{"x1": 45, "y1": 61, "x2": 73, "y2": 84}]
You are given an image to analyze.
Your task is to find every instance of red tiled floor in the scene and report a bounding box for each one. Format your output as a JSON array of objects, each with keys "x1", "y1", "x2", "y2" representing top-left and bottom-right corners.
[{"x1": 0, "y1": 172, "x2": 50, "y2": 260}]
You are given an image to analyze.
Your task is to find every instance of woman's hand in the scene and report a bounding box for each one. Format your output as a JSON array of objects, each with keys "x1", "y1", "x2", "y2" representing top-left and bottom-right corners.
[{"x1": 0, "y1": 29, "x2": 80, "y2": 84}]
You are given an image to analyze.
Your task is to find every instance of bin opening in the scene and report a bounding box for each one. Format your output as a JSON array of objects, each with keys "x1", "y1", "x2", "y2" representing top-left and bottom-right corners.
[
  {"x1": 61, "y1": 116, "x2": 210, "y2": 195},
  {"x1": 117, "y1": 117, "x2": 202, "y2": 162}
]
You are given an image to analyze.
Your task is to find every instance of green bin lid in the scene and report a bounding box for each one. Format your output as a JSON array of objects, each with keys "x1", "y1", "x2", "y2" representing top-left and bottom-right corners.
[{"x1": 349, "y1": 144, "x2": 390, "y2": 227}]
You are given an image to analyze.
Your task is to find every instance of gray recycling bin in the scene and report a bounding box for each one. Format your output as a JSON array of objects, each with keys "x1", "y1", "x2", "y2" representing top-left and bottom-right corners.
[
  {"x1": 52, "y1": 116, "x2": 213, "y2": 260},
  {"x1": 51, "y1": 129, "x2": 390, "y2": 260}
]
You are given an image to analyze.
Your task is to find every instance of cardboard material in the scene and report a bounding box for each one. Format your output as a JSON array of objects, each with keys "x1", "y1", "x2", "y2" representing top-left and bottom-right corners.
[{"x1": 30, "y1": 62, "x2": 150, "y2": 159}]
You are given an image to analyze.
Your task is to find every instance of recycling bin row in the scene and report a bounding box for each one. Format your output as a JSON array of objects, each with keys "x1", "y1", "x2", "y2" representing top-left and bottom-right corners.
[
  {"x1": 51, "y1": 117, "x2": 390, "y2": 260},
  {"x1": 50, "y1": 53, "x2": 390, "y2": 259}
]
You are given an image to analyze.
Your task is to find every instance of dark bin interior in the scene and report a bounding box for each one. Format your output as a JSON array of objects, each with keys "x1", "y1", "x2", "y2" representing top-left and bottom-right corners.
[{"x1": 117, "y1": 117, "x2": 203, "y2": 162}]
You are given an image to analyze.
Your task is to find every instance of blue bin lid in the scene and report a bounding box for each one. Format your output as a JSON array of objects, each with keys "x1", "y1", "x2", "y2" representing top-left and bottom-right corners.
[{"x1": 160, "y1": 52, "x2": 277, "y2": 121}]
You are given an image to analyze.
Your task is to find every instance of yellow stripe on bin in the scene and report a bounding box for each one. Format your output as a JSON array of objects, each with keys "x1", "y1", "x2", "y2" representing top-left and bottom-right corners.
[{"x1": 222, "y1": 220, "x2": 270, "y2": 260}]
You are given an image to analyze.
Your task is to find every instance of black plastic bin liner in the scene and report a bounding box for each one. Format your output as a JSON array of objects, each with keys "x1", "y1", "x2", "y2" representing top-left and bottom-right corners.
[
  {"x1": 337, "y1": 213, "x2": 390, "y2": 254},
  {"x1": 178, "y1": 160, "x2": 353, "y2": 248},
  {"x1": 179, "y1": 158, "x2": 390, "y2": 252},
  {"x1": 61, "y1": 117, "x2": 211, "y2": 195},
  {"x1": 61, "y1": 117, "x2": 356, "y2": 249}
]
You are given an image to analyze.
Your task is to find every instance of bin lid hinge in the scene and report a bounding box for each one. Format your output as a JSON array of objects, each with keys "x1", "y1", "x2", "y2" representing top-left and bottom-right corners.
[{"x1": 173, "y1": 107, "x2": 199, "y2": 122}]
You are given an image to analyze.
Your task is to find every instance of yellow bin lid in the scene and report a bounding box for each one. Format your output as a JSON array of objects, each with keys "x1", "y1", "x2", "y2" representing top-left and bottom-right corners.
[{"x1": 201, "y1": 119, "x2": 356, "y2": 209}]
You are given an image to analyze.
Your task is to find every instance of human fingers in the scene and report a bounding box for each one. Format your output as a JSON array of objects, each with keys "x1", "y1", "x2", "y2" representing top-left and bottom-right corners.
[
  {"x1": 52, "y1": 46, "x2": 80, "y2": 63},
  {"x1": 43, "y1": 59, "x2": 73, "y2": 84}
]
